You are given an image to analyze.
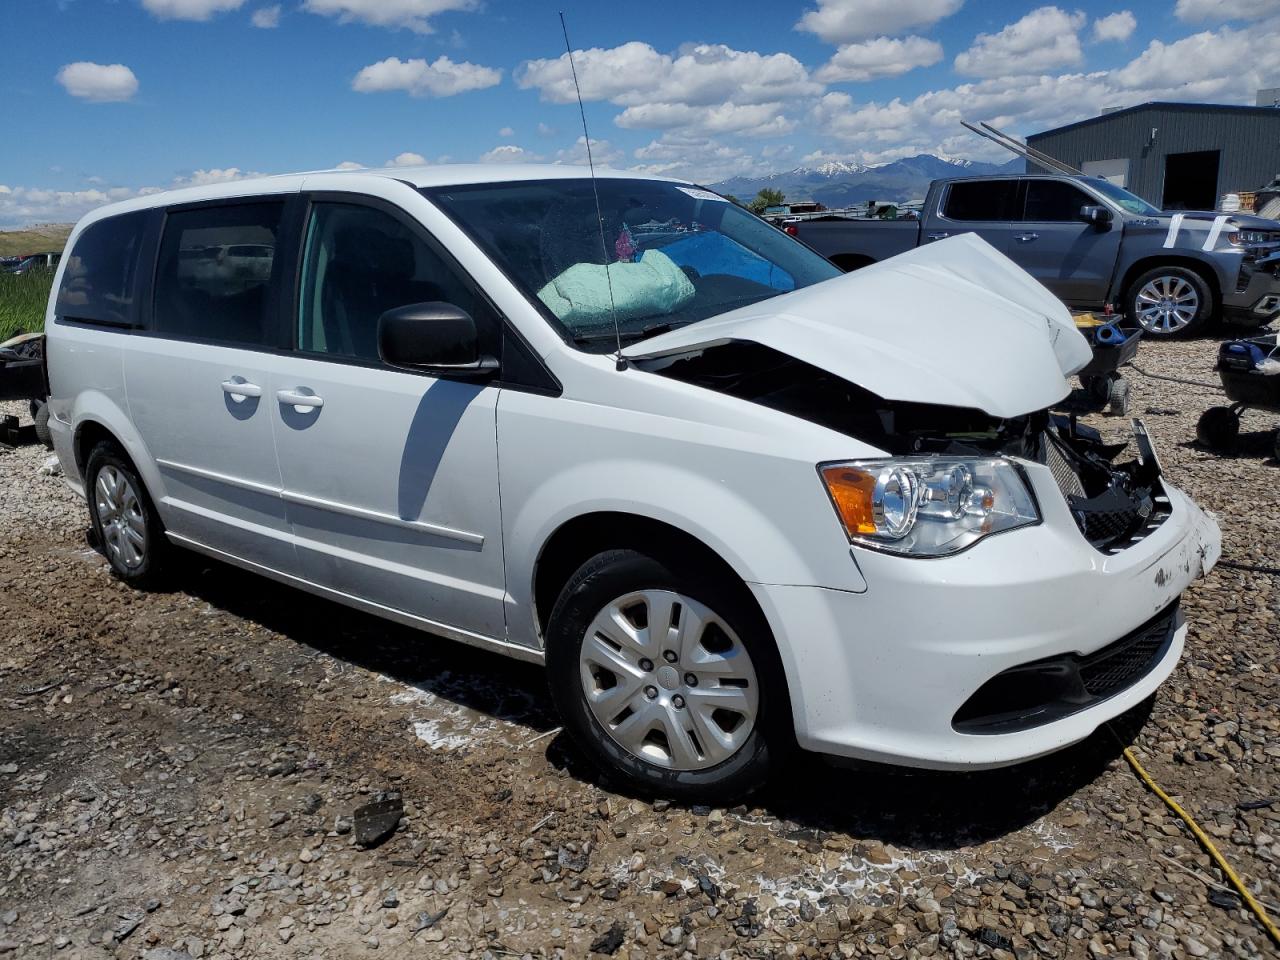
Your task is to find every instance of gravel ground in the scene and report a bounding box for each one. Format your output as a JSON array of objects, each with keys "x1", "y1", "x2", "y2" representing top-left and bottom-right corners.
[{"x1": 0, "y1": 334, "x2": 1277, "y2": 960}]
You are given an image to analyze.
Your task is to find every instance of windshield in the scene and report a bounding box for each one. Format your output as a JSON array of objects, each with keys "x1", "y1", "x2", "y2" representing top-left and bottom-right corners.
[
  {"x1": 1087, "y1": 178, "x2": 1161, "y2": 216},
  {"x1": 424, "y1": 178, "x2": 842, "y2": 351}
]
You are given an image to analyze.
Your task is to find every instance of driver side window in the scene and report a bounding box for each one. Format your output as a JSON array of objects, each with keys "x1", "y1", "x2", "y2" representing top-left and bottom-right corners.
[{"x1": 297, "y1": 201, "x2": 486, "y2": 362}]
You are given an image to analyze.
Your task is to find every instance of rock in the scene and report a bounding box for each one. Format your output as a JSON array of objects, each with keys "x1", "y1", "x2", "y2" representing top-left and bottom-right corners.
[
  {"x1": 144, "y1": 951, "x2": 194, "y2": 960},
  {"x1": 590, "y1": 922, "x2": 625, "y2": 955},
  {"x1": 353, "y1": 793, "x2": 403, "y2": 848},
  {"x1": 660, "y1": 925, "x2": 685, "y2": 947}
]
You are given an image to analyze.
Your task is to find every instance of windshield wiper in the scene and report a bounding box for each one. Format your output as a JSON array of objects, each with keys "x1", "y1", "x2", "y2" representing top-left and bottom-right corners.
[{"x1": 572, "y1": 322, "x2": 674, "y2": 347}]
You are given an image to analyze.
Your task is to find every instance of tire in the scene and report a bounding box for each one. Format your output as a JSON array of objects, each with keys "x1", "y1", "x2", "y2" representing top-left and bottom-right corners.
[
  {"x1": 1125, "y1": 266, "x2": 1213, "y2": 338},
  {"x1": 1196, "y1": 406, "x2": 1239, "y2": 450},
  {"x1": 1108, "y1": 377, "x2": 1132, "y2": 417},
  {"x1": 1273, "y1": 429, "x2": 1280, "y2": 464},
  {"x1": 1081, "y1": 375, "x2": 1108, "y2": 405},
  {"x1": 31, "y1": 400, "x2": 52, "y2": 450},
  {"x1": 85, "y1": 440, "x2": 171, "y2": 588},
  {"x1": 544, "y1": 548, "x2": 789, "y2": 802}
]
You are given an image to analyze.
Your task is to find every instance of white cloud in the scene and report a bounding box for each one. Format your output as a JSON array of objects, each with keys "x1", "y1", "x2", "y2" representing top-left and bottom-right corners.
[
  {"x1": 478, "y1": 144, "x2": 542, "y2": 164},
  {"x1": 955, "y1": 7, "x2": 1086, "y2": 77},
  {"x1": 517, "y1": 42, "x2": 819, "y2": 109},
  {"x1": 301, "y1": 0, "x2": 476, "y2": 33},
  {"x1": 536, "y1": 122, "x2": 557, "y2": 137},
  {"x1": 0, "y1": 167, "x2": 263, "y2": 227},
  {"x1": 1175, "y1": 0, "x2": 1280, "y2": 22},
  {"x1": 553, "y1": 136, "x2": 624, "y2": 167},
  {"x1": 1092, "y1": 10, "x2": 1135, "y2": 41},
  {"x1": 794, "y1": 0, "x2": 963, "y2": 43},
  {"x1": 498, "y1": 126, "x2": 514, "y2": 137},
  {"x1": 388, "y1": 152, "x2": 426, "y2": 166},
  {"x1": 805, "y1": 13, "x2": 1280, "y2": 162},
  {"x1": 815, "y1": 36, "x2": 943, "y2": 82},
  {"x1": 250, "y1": 4, "x2": 280, "y2": 27},
  {"x1": 335, "y1": 160, "x2": 365, "y2": 170},
  {"x1": 615, "y1": 101, "x2": 794, "y2": 137},
  {"x1": 56, "y1": 62, "x2": 139, "y2": 102},
  {"x1": 630, "y1": 134, "x2": 778, "y2": 184},
  {"x1": 352, "y1": 56, "x2": 501, "y2": 97},
  {"x1": 141, "y1": 0, "x2": 246, "y2": 20}
]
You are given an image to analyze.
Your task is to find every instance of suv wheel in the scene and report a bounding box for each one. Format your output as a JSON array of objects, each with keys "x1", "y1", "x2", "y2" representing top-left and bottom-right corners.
[
  {"x1": 1126, "y1": 266, "x2": 1212, "y2": 337},
  {"x1": 545, "y1": 549, "x2": 785, "y2": 802},
  {"x1": 86, "y1": 441, "x2": 170, "y2": 587}
]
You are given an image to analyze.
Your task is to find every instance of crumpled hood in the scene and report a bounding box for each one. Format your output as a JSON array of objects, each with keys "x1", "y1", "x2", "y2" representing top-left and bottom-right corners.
[{"x1": 623, "y1": 232, "x2": 1092, "y2": 419}]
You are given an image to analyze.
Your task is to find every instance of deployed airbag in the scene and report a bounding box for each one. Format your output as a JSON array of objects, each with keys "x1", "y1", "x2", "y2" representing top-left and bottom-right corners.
[{"x1": 537, "y1": 249, "x2": 695, "y2": 328}]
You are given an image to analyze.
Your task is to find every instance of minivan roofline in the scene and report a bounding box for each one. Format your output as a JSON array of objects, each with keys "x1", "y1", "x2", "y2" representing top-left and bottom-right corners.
[{"x1": 66, "y1": 164, "x2": 689, "y2": 233}]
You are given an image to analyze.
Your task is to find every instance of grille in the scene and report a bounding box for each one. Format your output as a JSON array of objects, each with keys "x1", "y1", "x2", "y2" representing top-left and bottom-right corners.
[
  {"x1": 1045, "y1": 439, "x2": 1085, "y2": 498},
  {"x1": 1079, "y1": 604, "x2": 1177, "y2": 696},
  {"x1": 1044, "y1": 433, "x2": 1171, "y2": 553}
]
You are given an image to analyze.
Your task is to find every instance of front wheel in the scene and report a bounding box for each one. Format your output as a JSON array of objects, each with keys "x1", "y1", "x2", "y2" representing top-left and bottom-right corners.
[
  {"x1": 544, "y1": 549, "x2": 786, "y2": 802},
  {"x1": 1126, "y1": 266, "x2": 1213, "y2": 337}
]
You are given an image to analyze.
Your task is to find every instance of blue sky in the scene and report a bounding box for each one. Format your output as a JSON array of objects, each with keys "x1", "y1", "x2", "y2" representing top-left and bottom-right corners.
[{"x1": 2, "y1": 0, "x2": 1278, "y2": 225}]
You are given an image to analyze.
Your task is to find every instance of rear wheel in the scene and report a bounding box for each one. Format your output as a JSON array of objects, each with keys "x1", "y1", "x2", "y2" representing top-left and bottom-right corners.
[
  {"x1": 1196, "y1": 406, "x2": 1239, "y2": 450},
  {"x1": 545, "y1": 549, "x2": 786, "y2": 801},
  {"x1": 1126, "y1": 266, "x2": 1212, "y2": 337},
  {"x1": 85, "y1": 441, "x2": 170, "y2": 587}
]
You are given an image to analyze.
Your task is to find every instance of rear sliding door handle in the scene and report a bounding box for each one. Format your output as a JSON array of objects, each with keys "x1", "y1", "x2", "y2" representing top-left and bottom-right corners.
[
  {"x1": 276, "y1": 388, "x2": 324, "y2": 410},
  {"x1": 1014, "y1": 233, "x2": 1040, "y2": 242},
  {"x1": 925, "y1": 232, "x2": 950, "y2": 241},
  {"x1": 221, "y1": 377, "x2": 262, "y2": 399}
]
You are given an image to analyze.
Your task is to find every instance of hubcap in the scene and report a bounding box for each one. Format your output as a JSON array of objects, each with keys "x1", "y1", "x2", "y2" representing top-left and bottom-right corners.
[
  {"x1": 578, "y1": 589, "x2": 759, "y2": 771},
  {"x1": 1135, "y1": 276, "x2": 1198, "y2": 333},
  {"x1": 94, "y1": 465, "x2": 146, "y2": 570}
]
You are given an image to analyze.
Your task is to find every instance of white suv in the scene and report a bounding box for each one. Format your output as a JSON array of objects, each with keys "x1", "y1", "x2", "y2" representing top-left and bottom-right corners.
[{"x1": 44, "y1": 165, "x2": 1221, "y2": 800}]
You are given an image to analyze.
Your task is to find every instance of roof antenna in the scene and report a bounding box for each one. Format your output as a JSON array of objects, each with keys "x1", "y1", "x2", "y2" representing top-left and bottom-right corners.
[{"x1": 559, "y1": 11, "x2": 624, "y2": 369}]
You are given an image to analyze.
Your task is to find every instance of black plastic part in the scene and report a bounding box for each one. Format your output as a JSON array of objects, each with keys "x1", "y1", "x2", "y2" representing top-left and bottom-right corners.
[
  {"x1": 953, "y1": 602, "x2": 1181, "y2": 734},
  {"x1": 378, "y1": 301, "x2": 497, "y2": 375}
]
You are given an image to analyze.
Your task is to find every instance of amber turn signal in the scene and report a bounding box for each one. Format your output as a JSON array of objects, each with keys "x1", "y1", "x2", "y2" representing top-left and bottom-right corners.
[{"x1": 819, "y1": 464, "x2": 878, "y2": 536}]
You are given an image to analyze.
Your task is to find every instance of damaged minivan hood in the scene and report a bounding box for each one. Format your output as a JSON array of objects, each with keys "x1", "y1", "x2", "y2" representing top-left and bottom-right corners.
[{"x1": 622, "y1": 233, "x2": 1092, "y2": 419}]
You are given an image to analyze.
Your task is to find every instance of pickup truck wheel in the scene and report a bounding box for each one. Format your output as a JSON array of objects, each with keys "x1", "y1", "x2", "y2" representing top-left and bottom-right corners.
[
  {"x1": 545, "y1": 549, "x2": 785, "y2": 802},
  {"x1": 1126, "y1": 267, "x2": 1212, "y2": 337}
]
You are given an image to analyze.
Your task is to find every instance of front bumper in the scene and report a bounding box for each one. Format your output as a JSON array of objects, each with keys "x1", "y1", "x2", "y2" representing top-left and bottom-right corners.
[
  {"x1": 752, "y1": 464, "x2": 1221, "y2": 770},
  {"x1": 1223, "y1": 249, "x2": 1280, "y2": 325}
]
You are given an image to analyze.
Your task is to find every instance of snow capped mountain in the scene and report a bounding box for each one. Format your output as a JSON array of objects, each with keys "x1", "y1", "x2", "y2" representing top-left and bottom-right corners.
[{"x1": 712, "y1": 153, "x2": 1021, "y2": 208}]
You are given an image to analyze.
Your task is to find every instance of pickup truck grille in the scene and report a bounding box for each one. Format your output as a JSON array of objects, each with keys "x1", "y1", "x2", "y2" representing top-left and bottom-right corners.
[{"x1": 1044, "y1": 434, "x2": 1171, "y2": 554}]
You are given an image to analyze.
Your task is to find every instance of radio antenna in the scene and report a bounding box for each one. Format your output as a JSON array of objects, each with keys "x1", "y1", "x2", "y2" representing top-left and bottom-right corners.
[{"x1": 559, "y1": 11, "x2": 623, "y2": 366}]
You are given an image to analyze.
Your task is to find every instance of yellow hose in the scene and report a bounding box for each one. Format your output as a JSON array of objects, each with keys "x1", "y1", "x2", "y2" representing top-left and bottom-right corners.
[{"x1": 1122, "y1": 746, "x2": 1280, "y2": 947}]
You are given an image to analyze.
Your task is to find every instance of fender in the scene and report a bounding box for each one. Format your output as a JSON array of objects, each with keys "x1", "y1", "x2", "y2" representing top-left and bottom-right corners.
[
  {"x1": 503, "y1": 457, "x2": 867, "y2": 649},
  {"x1": 67, "y1": 390, "x2": 164, "y2": 513}
]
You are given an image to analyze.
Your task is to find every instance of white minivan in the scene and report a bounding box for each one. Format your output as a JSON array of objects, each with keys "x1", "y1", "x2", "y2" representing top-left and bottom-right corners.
[{"x1": 45, "y1": 165, "x2": 1221, "y2": 799}]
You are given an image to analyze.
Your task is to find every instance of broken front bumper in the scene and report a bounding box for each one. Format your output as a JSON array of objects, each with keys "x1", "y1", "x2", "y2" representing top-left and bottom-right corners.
[
  {"x1": 751, "y1": 466, "x2": 1221, "y2": 770},
  {"x1": 1223, "y1": 249, "x2": 1280, "y2": 325}
]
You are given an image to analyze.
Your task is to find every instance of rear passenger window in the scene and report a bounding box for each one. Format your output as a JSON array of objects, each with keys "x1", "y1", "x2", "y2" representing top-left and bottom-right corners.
[
  {"x1": 942, "y1": 180, "x2": 1019, "y2": 221},
  {"x1": 297, "y1": 202, "x2": 491, "y2": 362},
  {"x1": 56, "y1": 211, "x2": 148, "y2": 326},
  {"x1": 153, "y1": 202, "x2": 284, "y2": 347},
  {"x1": 1023, "y1": 180, "x2": 1092, "y2": 222}
]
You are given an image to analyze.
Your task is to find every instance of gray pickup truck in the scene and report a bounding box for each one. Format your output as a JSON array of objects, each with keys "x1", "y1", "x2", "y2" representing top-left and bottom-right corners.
[{"x1": 793, "y1": 173, "x2": 1280, "y2": 338}]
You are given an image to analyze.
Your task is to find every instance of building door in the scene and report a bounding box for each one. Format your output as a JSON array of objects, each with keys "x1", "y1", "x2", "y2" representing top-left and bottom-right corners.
[{"x1": 1162, "y1": 151, "x2": 1220, "y2": 211}]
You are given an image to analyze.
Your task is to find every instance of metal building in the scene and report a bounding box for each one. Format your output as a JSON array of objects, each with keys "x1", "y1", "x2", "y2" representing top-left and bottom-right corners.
[{"x1": 1027, "y1": 101, "x2": 1280, "y2": 211}]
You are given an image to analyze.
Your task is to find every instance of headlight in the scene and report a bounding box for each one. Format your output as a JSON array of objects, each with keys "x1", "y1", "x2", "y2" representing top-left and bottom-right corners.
[
  {"x1": 819, "y1": 457, "x2": 1039, "y2": 557},
  {"x1": 1229, "y1": 230, "x2": 1278, "y2": 246}
]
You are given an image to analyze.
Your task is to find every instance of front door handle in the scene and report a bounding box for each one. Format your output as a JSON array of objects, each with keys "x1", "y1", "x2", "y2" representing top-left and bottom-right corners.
[
  {"x1": 925, "y1": 232, "x2": 950, "y2": 241},
  {"x1": 221, "y1": 377, "x2": 262, "y2": 399},
  {"x1": 276, "y1": 388, "x2": 324, "y2": 410},
  {"x1": 1014, "y1": 233, "x2": 1040, "y2": 242}
]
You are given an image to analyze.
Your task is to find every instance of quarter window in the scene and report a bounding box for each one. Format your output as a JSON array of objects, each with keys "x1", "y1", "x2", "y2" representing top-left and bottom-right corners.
[
  {"x1": 942, "y1": 180, "x2": 1019, "y2": 221},
  {"x1": 1023, "y1": 181, "x2": 1093, "y2": 222},
  {"x1": 297, "y1": 202, "x2": 489, "y2": 362},
  {"x1": 153, "y1": 202, "x2": 284, "y2": 347},
  {"x1": 56, "y1": 211, "x2": 148, "y2": 326}
]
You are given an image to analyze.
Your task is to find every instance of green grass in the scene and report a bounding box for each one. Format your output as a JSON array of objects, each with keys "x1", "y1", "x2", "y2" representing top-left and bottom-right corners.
[
  {"x1": 0, "y1": 224, "x2": 72, "y2": 258},
  {"x1": 0, "y1": 269, "x2": 54, "y2": 342}
]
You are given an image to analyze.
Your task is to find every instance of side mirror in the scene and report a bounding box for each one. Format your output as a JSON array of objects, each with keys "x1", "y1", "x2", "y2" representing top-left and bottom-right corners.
[
  {"x1": 1079, "y1": 204, "x2": 1113, "y2": 228},
  {"x1": 377, "y1": 302, "x2": 499, "y2": 377}
]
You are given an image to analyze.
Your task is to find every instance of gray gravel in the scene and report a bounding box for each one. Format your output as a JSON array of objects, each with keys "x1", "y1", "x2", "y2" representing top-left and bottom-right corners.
[{"x1": 0, "y1": 336, "x2": 1277, "y2": 960}]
